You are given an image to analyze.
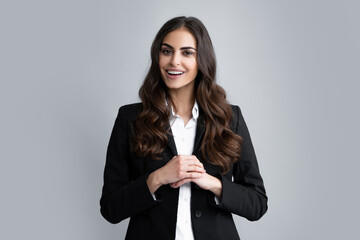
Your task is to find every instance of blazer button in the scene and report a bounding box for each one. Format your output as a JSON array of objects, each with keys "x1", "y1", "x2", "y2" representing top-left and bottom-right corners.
[
  {"x1": 194, "y1": 184, "x2": 200, "y2": 189},
  {"x1": 195, "y1": 210, "x2": 202, "y2": 218}
]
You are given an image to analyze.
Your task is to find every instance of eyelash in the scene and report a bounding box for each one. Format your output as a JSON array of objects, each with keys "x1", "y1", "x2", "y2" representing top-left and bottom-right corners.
[
  {"x1": 183, "y1": 51, "x2": 194, "y2": 56},
  {"x1": 161, "y1": 49, "x2": 194, "y2": 56}
]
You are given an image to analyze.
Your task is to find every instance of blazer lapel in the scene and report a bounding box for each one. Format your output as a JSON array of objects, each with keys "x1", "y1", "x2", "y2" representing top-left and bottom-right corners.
[
  {"x1": 166, "y1": 127, "x2": 178, "y2": 156},
  {"x1": 193, "y1": 114, "x2": 206, "y2": 154}
]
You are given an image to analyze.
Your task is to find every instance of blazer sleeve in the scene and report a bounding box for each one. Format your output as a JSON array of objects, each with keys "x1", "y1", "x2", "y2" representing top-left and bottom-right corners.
[
  {"x1": 217, "y1": 105, "x2": 268, "y2": 221},
  {"x1": 100, "y1": 106, "x2": 157, "y2": 224}
]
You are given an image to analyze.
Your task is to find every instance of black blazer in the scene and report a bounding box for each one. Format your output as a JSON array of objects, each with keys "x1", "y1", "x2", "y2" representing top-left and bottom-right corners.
[{"x1": 100, "y1": 103, "x2": 267, "y2": 240}]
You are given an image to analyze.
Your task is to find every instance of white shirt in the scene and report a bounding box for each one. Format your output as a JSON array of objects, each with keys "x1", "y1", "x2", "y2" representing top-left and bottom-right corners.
[
  {"x1": 150, "y1": 101, "x2": 219, "y2": 238},
  {"x1": 170, "y1": 101, "x2": 199, "y2": 240}
]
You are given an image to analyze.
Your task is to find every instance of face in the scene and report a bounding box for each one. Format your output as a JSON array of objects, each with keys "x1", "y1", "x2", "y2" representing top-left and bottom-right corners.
[{"x1": 159, "y1": 28, "x2": 198, "y2": 94}]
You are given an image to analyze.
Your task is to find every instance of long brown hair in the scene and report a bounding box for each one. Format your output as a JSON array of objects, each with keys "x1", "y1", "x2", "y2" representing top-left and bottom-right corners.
[{"x1": 131, "y1": 16, "x2": 242, "y2": 173}]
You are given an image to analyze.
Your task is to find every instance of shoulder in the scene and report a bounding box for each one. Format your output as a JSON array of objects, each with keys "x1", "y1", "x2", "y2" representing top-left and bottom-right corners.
[
  {"x1": 230, "y1": 104, "x2": 240, "y2": 112},
  {"x1": 229, "y1": 104, "x2": 241, "y2": 120},
  {"x1": 117, "y1": 102, "x2": 143, "y2": 121},
  {"x1": 229, "y1": 104, "x2": 245, "y2": 133},
  {"x1": 119, "y1": 102, "x2": 143, "y2": 112}
]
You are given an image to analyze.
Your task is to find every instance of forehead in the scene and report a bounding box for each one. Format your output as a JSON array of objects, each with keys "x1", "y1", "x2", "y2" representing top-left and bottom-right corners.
[{"x1": 162, "y1": 28, "x2": 197, "y2": 48}]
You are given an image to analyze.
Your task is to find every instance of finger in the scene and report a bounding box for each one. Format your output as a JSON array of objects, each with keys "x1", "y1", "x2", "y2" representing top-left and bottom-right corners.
[
  {"x1": 178, "y1": 155, "x2": 199, "y2": 162},
  {"x1": 188, "y1": 163, "x2": 204, "y2": 171},
  {"x1": 180, "y1": 157, "x2": 204, "y2": 168},
  {"x1": 183, "y1": 155, "x2": 202, "y2": 163},
  {"x1": 170, "y1": 182, "x2": 180, "y2": 188},
  {"x1": 187, "y1": 165, "x2": 206, "y2": 173},
  {"x1": 170, "y1": 181, "x2": 181, "y2": 188},
  {"x1": 185, "y1": 172, "x2": 204, "y2": 179},
  {"x1": 177, "y1": 160, "x2": 204, "y2": 171},
  {"x1": 178, "y1": 164, "x2": 204, "y2": 174},
  {"x1": 171, "y1": 178, "x2": 191, "y2": 188}
]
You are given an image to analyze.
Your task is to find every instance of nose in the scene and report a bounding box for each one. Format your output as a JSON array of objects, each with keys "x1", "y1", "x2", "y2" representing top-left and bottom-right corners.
[{"x1": 170, "y1": 52, "x2": 181, "y2": 66}]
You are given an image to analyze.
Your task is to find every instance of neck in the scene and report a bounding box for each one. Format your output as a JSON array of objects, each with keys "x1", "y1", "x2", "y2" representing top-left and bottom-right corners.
[{"x1": 168, "y1": 88, "x2": 195, "y2": 117}]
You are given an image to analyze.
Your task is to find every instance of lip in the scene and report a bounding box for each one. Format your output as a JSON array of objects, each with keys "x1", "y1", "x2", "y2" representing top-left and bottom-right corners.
[
  {"x1": 165, "y1": 68, "x2": 185, "y2": 80},
  {"x1": 166, "y1": 68, "x2": 185, "y2": 72}
]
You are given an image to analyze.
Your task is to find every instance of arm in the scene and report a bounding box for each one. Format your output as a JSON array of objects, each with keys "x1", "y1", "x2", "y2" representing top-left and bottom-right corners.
[
  {"x1": 100, "y1": 106, "x2": 156, "y2": 224},
  {"x1": 217, "y1": 105, "x2": 268, "y2": 221}
]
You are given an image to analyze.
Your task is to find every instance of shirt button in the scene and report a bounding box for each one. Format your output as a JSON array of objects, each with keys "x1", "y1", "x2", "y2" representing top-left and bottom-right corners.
[
  {"x1": 195, "y1": 210, "x2": 202, "y2": 218},
  {"x1": 184, "y1": 198, "x2": 188, "y2": 202},
  {"x1": 181, "y1": 137, "x2": 185, "y2": 142}
]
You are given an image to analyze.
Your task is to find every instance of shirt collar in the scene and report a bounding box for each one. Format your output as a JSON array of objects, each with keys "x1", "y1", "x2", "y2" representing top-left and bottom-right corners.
[
  {"x1": 168, "y1": 99, "x2": 199, "y2": 120},
  {"x1": 192, "y1": 100, "x2": 199, "y2": 120}
]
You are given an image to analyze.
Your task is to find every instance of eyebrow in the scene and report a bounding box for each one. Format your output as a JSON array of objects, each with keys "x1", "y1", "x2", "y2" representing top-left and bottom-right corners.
[{"x1": 161, "y1": 43, "x2": 197, "y2": 51}]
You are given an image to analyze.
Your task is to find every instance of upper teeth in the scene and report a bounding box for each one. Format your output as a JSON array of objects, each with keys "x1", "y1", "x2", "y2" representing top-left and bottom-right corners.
[{"x1": 167, "y1": 71, "x2": 183, "y2": 75}]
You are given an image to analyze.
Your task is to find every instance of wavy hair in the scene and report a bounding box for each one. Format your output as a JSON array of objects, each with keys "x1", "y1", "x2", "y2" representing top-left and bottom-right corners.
[{"x1": 131, "y1": 16, "x2": 242, "y2": 173}]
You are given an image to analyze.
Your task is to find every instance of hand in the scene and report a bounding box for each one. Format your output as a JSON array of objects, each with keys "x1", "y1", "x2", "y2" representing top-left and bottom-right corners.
[
  {"x1": 147, "y1": 155, "x2": 205, "y2": 193},
  {"x1": 159, "y1": 155, "x2": 206, "y2": 184},
  {"x1": 170, "y1": 172, "x2": 223, "y2": 198}
]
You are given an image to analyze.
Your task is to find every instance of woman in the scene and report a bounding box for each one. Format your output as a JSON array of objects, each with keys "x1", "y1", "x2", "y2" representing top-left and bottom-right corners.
[{"x1": 100, "y1": 16, "x2": 267, "y2": 240}]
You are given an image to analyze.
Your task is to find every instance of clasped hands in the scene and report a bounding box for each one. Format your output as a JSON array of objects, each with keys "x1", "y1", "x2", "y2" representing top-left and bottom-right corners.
[{"x1": 146, "y1": 155, "x2": 222, "y2": 198}]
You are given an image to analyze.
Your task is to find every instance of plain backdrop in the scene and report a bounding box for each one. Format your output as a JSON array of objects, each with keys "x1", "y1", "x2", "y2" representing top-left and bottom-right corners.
[{"x1": 1, "y1": 0, "x2": 359, "y2": 239}]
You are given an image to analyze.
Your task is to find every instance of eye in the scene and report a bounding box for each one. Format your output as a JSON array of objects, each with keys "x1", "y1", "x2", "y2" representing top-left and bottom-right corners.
[
  {"x1": 183, "y1": 50, "x2": 194, "y2": 56},
  {"x1": 161, "y1": 49, "x2": 172, "y2": 55}
]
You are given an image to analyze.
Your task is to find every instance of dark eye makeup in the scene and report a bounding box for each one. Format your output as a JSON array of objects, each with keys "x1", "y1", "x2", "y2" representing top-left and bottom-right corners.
[
  {"x1": 160, "y1": 48, "x2": 195, "y2": 57},
  {"x1": 161, "y1": 48, "x2": 172, "y2": 55}
]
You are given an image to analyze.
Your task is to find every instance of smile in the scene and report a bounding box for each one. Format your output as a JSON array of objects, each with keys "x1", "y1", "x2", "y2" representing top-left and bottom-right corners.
[{"x1": 166, "y1": 70, "x2": 184, "y2": 76}]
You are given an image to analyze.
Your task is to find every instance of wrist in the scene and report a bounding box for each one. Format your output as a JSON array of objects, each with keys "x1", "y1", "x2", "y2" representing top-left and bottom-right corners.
[
  {"x1": 209, "y1": 176, "x2": 222, "y2": 198},
  {"x1": 146, "y1": 169, "x2": 163, "y2": 194}
]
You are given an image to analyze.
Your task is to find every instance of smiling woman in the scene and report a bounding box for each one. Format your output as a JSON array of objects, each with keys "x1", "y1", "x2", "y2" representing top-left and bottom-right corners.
[
  {"x1": 100, "y1": 16, "x2": 267, "y2": 240},
  {"x1": 159, "y1": 28, "x2": 199, "y2": 113}
]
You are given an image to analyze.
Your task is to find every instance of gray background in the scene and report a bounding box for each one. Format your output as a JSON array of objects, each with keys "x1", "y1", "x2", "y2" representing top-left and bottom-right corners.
[{"x1": 1, "y1": 0, "x2": 359, "y2": 239}]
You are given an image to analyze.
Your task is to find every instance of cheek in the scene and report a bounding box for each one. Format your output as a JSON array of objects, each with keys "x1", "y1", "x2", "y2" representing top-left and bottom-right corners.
[
  {"x1": 159, "y1": 56, "x2": 168, "y2": 68},
  {"x1": 187, "y1": 60, "x2": 198, "y2": 73},
  {"x1": 182, "y1": 57, "x2": 194, "y2": 67}
]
